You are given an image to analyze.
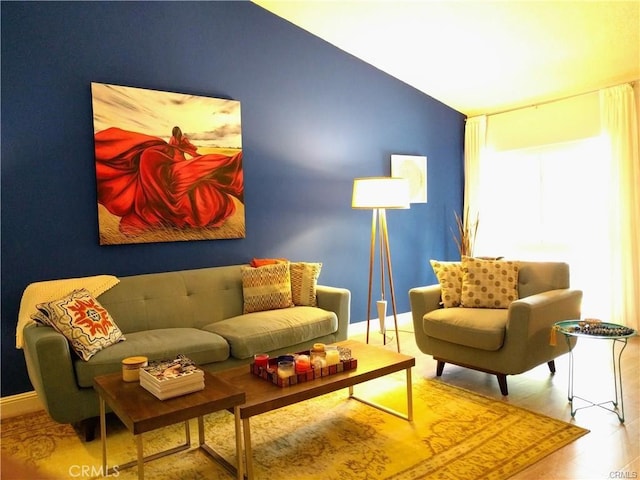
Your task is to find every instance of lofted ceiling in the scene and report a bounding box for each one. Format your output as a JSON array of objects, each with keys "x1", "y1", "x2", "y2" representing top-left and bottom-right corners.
[{"x1": 253, "y1": 0, "x2": 640, "y2": 117}]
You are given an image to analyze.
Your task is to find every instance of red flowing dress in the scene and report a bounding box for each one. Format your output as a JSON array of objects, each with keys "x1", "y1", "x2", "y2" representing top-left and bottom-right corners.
[{"x1": 94, "y1": 127, "x2": 243, "y2": 235}]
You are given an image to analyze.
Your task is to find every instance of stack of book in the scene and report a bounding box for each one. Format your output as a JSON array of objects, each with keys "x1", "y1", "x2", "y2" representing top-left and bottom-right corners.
[{"x1": 139, "y1": 355, "x2": 205, "y2": 400}]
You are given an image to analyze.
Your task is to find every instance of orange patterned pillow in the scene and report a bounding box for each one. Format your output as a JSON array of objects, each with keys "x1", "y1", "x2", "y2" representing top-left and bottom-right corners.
[
  {"x1": 249, "y1": 258, "x2": 288, "y2": 267},
  {"x1": 31, "y1": 289, "x2": 125, "y2": 361}
]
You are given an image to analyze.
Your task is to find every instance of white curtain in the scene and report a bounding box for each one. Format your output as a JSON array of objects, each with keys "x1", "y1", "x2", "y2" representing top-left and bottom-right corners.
[
  {"x1": 463, "y1": 115, "x2": 486, "y2": 253},
  {"x1": 600, "y1": 84, "x2": 640, "y2": 329}
]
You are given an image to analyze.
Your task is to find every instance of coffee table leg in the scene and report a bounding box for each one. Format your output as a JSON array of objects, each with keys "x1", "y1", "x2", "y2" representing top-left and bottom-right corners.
[
  {"x1": 348, "y1": 369, "x2": 414, "y2": 422},
  {"x1": 136, "y1": 434, "x2": 144, "y2": 480},
  {"x1": 243, "y1": 417, "x2": 254, "y2": 480},
  {"x1": 198, "y1": 416, "x2": 205, "y2": 445},
  {"x1": 406, "y1": 367, "x2": 413, "y2": 422},
  {"x1": 198, "y1": 412, "x2": 245, "y2": 479},
  {"x1": 234, "y1": 407, "x2": 244, "y2": 480},
  {"x1": 99, "y1": 396, "x2": 107, "y2": 474}
]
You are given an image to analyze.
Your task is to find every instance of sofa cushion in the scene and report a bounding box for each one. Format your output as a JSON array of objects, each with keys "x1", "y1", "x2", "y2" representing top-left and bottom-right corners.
[
  {"x1": 242, "y1": 263, "x2": 294, "y2": 313},
  {"x1": 32, "y1": 288, "x2": 125, "y2": 361},
  {"x1": 290, "y1": 262, "x2": 322, "y2": 307},
  {"x1": 423, "y1": 307, "x2": 508, "y2": 351},
  {"x1": 74, "y1": 328, "x2": 229, "y2": 387},
  {"x1": 203, "y1": 306, "x2": 338, "y2": 359},
  {"x1": 430, "y1": 260, "x2": 462, "y2": 308},
  {"x1": 461, "y1": 257, "x2": 519, "y2": 308}
]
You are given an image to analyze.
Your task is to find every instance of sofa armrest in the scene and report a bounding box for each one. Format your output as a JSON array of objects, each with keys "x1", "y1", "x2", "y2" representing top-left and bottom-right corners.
[
  {"x1": 22, "y1": 324, "x2": 99, "y2": 423},
  {"x1": 316, "y1": 285, "x2": 351, "y2": 342}
]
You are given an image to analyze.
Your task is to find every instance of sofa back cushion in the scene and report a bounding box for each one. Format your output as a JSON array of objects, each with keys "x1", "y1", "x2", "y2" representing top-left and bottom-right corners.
[
  {"x1": 517, "y1": 261, "x2": 570, "y2": 298},
  {"x1": 96, "y1": 265, "x2": 244, "y2": 333}
]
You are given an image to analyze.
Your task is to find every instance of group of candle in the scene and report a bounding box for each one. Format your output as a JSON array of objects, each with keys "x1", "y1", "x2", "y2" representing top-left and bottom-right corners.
[
  {"x1": 310, "y1": 343, "x2": 340, "y2": 369},
  {"x1": 253, "y1": 343, "x2": 342, "y2": 379}
]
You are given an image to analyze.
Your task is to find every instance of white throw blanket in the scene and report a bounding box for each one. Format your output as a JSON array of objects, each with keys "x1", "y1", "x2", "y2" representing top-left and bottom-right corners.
[{"x1": 16, "y1": 275, "x2": 120, "y2": 349}]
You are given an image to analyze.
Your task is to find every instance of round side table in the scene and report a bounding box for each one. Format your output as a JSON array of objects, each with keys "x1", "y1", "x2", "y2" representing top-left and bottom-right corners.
[{"x1": 553, "y1": 320, "x2": 637, "y2": 423}]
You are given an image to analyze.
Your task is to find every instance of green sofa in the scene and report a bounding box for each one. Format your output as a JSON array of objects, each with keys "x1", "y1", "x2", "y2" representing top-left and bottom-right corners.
[
  {"x1": 21, "y1": 264, "x2": 350, "y2": 439},
  {"x1": 409, "y1": 261, "x2": 582, "y2": 395}
]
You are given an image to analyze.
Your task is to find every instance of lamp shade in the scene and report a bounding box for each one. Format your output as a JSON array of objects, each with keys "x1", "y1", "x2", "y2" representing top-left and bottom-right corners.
[{"x1": 352, "y1": 177, "x2": 410, "y2": 209}]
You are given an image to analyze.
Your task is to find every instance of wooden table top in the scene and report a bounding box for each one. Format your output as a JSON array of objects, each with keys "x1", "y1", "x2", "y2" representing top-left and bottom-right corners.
[
  {"x1": 93, "y1": 370, "x2": 245, "y2": 435},
  {"x1": 213, "y1": 339, "x2": 415, "y2": 419}
]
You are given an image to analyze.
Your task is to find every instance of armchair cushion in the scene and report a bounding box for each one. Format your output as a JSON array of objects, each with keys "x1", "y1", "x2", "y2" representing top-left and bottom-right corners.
[
  {"x1": 424, "y1": 307, "x2": 508, "y2": 351},
  {"x1": 461, "y1": 256, "x2": 519, "y2": 308}
]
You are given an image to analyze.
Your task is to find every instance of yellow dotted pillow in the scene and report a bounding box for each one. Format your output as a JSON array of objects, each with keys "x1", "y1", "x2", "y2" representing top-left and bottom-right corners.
[
  {"x1": 430, "y1": 260, "x2": 463, "y2": 308},
  {"x1": 461, "y1": 256, "x2": 519, "y2": 308}
]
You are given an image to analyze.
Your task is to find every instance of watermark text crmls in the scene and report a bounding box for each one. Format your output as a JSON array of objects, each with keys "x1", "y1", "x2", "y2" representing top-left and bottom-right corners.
[
  {"x1": 610, "y1": 472, "x2": 638, "y2": 479},
  {"x1": 69, "y1": 464, "x2": 120, "y2": 477}
]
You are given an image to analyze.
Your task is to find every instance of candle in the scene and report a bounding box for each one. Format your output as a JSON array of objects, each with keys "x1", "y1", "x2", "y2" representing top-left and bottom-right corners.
[
  {"x1": 254, "y1": 353, "x2": 269, "y2": 369},
  {"x1": 310, "y1": 351, "x2": 327, "y2": 369},
  {"x1": 325, "y1": 346, "x2": 340, "y2": 366},
  {"x1": 277, "y1": 360, "x2": 295, "y2": 379},
  {"x1": 295, "y1": 354, "x2": 311, "y2": 373},
  {"x1": 121, "y1": 356, "x2": 148, "y2": 382}
]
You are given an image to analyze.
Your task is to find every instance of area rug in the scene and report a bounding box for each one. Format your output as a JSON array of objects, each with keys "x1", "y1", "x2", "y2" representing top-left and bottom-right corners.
[{"x1": 1, "y1": 376, "x2": 588, "y2": 479}]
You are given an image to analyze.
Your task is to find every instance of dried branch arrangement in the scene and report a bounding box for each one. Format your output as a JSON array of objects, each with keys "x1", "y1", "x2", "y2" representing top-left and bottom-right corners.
[{"x1": 452, "y1": 208, "x2": 479, "y2": 258}]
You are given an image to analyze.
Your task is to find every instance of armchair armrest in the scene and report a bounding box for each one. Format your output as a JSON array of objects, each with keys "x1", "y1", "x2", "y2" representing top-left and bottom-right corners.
[
  {"x1": 502, "y1": 288, "x2": 583, "y2": 372},
  {"x1": 409, "y1": 284, "x2": 442, "y2": 323},
  {"x1": 316, "y1": 285, "x2": 351, "y2": 341},
  {"x1": 508, "y1": 288, "x2": 583, "y2": 336}
]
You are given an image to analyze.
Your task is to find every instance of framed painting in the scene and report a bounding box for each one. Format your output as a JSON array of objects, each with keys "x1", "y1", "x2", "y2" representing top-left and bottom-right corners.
[
  {"x1": 91, "y1": 82, "x2": 244, "y2": 245},
  {"x1": 391, "y1": 154, "x2": 427, "y2": 203}
]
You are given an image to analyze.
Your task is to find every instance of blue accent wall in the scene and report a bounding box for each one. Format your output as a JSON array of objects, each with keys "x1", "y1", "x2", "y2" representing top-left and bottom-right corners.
[{"x1": 1, "y1": 1, "x2": 464, "y2": 396}]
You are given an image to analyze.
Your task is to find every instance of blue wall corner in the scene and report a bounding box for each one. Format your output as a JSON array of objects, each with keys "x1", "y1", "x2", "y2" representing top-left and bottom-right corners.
[{"x1": 1, "y1": 1, "x2": 464, "y2": 396}]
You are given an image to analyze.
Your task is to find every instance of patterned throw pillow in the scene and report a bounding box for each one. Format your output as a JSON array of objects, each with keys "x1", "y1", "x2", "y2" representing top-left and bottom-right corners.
[
  {"x1": 242, "y1": 262, "x2": 294, "y2": 313},
  {"x1": 31, "y1": 288, "x2": 125, "y2": 361},
  {"x1": 290, "y1": 262, "x2": 322, "y2": 306},
  {"x1": 460, "y1": 256, "x2": 519, "y2": 308},
  {"x1": 430, "y1": 260, "x2": 463, "y2": 308}
]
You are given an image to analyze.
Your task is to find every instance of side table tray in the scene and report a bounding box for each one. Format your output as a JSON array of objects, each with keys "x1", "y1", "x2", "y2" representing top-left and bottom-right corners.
[{"x1": 553, "y1": 320, "x2": 637, "y2": 423}]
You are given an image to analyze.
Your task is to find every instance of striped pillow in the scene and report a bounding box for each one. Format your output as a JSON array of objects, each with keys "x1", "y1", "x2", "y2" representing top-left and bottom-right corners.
[{"x1": 290, "y1": 262, "x2": 322, "y2": 306}]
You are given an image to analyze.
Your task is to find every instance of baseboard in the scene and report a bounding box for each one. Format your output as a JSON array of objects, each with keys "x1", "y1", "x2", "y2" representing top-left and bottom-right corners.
[
  {"x1": 348, "y1": 311, "x2": 413, "y2": 336},
  {"x1": 0, "y1": 390, "x2": 44, "y2": 420}
]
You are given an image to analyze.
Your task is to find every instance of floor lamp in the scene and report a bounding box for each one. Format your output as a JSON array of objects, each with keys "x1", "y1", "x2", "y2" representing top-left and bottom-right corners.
[{"x1": 352, "y1": 177, "x2": 410, "y2": 352}]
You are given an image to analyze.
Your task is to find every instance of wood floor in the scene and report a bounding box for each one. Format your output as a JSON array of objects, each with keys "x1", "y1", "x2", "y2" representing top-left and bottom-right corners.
[{"x1": 348, "y1": 317, "x2": 639, "y2": 480}]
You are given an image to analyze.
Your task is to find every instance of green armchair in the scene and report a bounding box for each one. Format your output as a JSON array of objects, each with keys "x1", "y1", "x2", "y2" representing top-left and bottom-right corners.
[{"x1": 409, "y1": 260, "x2": 582, "y2": 395}]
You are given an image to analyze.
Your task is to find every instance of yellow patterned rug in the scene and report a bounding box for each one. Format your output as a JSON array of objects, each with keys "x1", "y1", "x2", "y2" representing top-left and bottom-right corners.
[{"x1": 1, "y1": 376, "x2": 588, "y2": 480}]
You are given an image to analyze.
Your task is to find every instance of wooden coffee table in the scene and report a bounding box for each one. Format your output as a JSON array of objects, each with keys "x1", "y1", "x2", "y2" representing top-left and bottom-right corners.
[
  {"x1": 214, "y1": 339, "x2": 415, "y2": 479},
  {"x1": 93, "y1": 370, "x2": 245, "y2": 480}
]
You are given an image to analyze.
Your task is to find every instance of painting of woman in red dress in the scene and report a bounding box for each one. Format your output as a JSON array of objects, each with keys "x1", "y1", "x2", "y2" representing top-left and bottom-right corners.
[{"x1": 91, "y1": 83, "x2": 244, "y2": 245}]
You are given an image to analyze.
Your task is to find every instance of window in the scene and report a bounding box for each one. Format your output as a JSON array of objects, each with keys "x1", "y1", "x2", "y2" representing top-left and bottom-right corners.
[{"x1": 475, "y1": 135, "x2": 611, "y2": 318}]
